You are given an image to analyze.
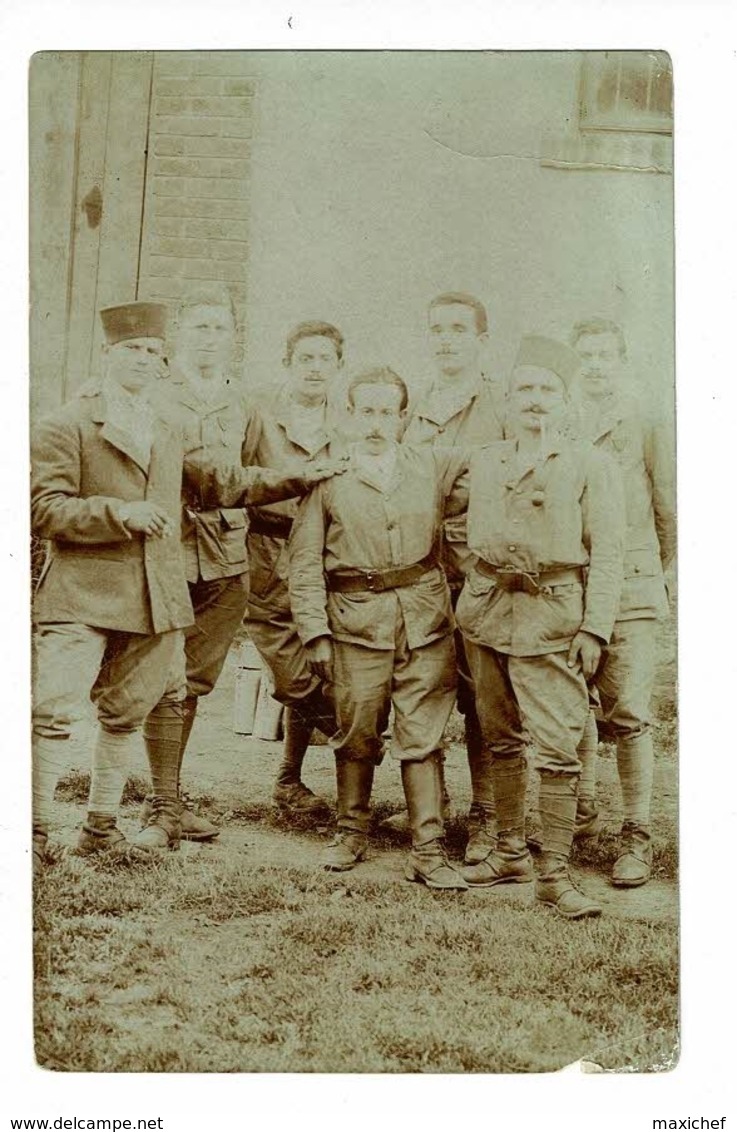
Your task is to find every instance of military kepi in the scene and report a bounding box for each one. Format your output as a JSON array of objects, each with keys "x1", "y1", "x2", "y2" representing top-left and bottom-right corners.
[
  {"x1": 100, "y1": 302, "x2": 167, "y2": 345},
  {"x1": 514, "y1": 335, "x2": 580, "y2": 389}
]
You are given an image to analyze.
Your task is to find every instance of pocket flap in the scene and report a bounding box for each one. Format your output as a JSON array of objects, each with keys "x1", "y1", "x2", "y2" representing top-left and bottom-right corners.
[
  {"x1": 466, "y1": 568, "x2": 496, "y2": 597},
  {"x1": 624, "y1": 547, "x2": 660, "y2": 579},
  {"x1": 220, "y1": 508, "x2": 248, "y2": 530}
]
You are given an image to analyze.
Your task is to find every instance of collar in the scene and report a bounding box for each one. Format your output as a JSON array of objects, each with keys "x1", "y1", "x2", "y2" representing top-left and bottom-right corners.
[
  {"x1": 415, "y1": 375, "x2": 482, "y2": 428},
  {"x1": 350, "y1": 443, "x2": 403, "y2": 494},
  {"x1": 167, "y1": 368, "x2": 234, "y2": 415},
  {"x1": 495, "y1": 437, "x2": 563, "y2": 488},
  {"x1": 273, "y1": 389, "x2": 334, "y2": 456}
]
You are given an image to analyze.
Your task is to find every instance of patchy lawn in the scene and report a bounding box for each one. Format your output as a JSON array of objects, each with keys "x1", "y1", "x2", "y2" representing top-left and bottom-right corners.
[{"x1": 34, "y1": 611, "x2": 678, "y2": 1074}]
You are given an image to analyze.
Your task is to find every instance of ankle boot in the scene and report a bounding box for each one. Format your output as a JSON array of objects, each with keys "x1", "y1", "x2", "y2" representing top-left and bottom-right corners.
[
  {"x1": 463, "y1": 754, "x2": 531, "y2": 885},
  {"x1": 611, "y1": 822, "x2": 652, "y2": 887},
  {"x1": 140, "y1": 793, "x2": 219, "y2": 841},
  {"x1": 536, "y1": 853, "x2": 602, "y2": 919},
  {"x1": 132, "y1": 797, "x2": 182, "y2": 852},
  {"x1": 322, "y1": 759, "x2": 374, "y2": 871},
  {"x1": 401, "y1": 756, "x2": 467, "y2": 890},
  {"x1": 77, "y1": 813, "x2": 130, "y2": 856},
  {"x1": 273, "y1": 694, "x2": 332, "y2": 817},
  {"x1": 462, "y1": 832, "x2": 533, "y2": 886},
  {"x1": 464, "y1": 801, "x2": 497, "y2": 865}
]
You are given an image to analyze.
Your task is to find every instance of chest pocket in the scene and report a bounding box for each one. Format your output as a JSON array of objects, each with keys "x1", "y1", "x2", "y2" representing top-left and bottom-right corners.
[{"x1": 219, "y1": 508, "x2": 248, "y2": 564}]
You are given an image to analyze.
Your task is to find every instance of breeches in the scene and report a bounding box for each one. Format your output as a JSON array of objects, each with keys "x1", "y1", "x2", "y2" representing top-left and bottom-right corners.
[
  {"x1": 245, "y1": 596, "x2": 319, "y2": 704},
  {"x1": 182, "y1": 573, "x2": 250, "y2": 698},
  {"x1": 596, "y1": 618, "x2": 658, "y2": 739},
  {"x1": 464, "y1": 640, "x2": 590, "y2": 775},
  {"x1": 332, "y1": 619, "x2": 457, "y2": 764},
  {"x1": 32, "y1": 622, "x2": 185, "y2": 738}
]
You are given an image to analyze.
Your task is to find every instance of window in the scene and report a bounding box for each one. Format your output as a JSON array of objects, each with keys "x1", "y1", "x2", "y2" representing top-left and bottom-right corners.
[{"x1": 579, "y1": 51, "x2": 673, "y2": 135}]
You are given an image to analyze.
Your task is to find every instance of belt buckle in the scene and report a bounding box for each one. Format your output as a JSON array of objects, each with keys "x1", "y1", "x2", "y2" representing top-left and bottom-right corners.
[
  {"x1": 364, "y1": 570, "x2": 381, "y2": 592},
  {"x1": 520, "y1": 571, "x2": 540, "y2": 595}
]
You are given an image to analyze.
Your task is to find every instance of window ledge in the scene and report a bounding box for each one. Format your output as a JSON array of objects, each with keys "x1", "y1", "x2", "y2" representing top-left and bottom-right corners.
[{"x1": 540, "y1": 131, "x2": 672, "y2": 174}]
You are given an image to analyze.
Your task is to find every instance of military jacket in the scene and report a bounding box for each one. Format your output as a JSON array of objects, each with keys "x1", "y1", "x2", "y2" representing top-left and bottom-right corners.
[
  {"x1": 564, "y1": 393, "x2": 676, "y2": 621},
  {"x1": 32, "y1": 387, "x2": 193, "y2": 635},
  {"x1": 153, "y1": 373, "x2": 317, "y2": 585},
  {"x1": 288, "y1": 445, "x2": 467, "y2": 652},
  {"x1": 456, "y1": 438, "x2": 625, "y2": 657},
  {"x1": 402, "y1": 376, "x2": 504, "y2": 584},
  {"x1": 241, "y1": 389, "x2": 342, "y2": 613}
]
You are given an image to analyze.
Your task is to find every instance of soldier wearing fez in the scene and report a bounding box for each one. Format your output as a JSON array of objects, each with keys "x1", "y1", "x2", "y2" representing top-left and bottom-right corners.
[
  {"x1": 31, "y1": 300, "x2": 344, "y2": 868},
  {"x1": 31, "y1": 301, "x2": 190, "y2": 871},
  {"x1": 457, "y1": 336, "x2": 625, "y2": 918}
]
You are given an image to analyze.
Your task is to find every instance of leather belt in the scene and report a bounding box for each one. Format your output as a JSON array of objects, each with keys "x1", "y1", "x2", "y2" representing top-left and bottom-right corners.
[
  {"x1": 246, "y1": 509, "x2": 294, "y2": 539},
  {"x1": 326, "y1": 553, "x2": 438, "y2": 594},
  {"x1": 475, "y1": 560, "x2": 583, "y2": 594}
]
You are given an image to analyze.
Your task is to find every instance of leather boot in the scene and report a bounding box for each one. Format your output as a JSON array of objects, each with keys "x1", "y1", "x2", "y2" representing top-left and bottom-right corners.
[
  {"x1": 379, "y1": 754, "x2": 452, "y2": 835},
  {"x1": 273, "y1": 691, "x2": 333, "y2": 817},
  {"x1": 177, "y1": 697, "x2": 220, "y2": 839},
  {"x1": 463, "y1": 755, "x2": 532, "y2": 886},
  {"x1": 76, "y1": 813, "x2": 130, "y2": 856},
  {"x1": 140, "y1": 793, "x2": 219, "y2": 841},
  {"x1": 402, "y1": 756, "x2": 467, "y2": 890},
  {"x1": 132, "y1": 797, "x2": 182, "y2": 853},
  {"x1": 536, "y1": 853, "x2": 602, "y2": 919},
  {"x1": 322, "y1": 759, "x2": 374, "y2": 871},
  {"x1": 462, "y1": 833, "x2": 533, "y2": 886},
  {"x1": 464, "y1": 801, "x2": 497, "y2": 865},
  {"x1": 611, "y1": 822, "x2": 652, "y2": 887}
]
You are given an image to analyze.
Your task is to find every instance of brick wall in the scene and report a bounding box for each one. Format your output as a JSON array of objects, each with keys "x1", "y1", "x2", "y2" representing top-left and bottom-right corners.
[{"x1": 138, "y1": 53, "x2": 256, "y2": 366}]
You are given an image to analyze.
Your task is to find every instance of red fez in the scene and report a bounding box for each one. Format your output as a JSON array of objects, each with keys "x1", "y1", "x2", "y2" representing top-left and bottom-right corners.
[
  {"x1": 514, "y1": 335, "x2": 580, "y2": 389},
  {"x1": 99, "y1": 302, "x2": 167, "y2": 345}
]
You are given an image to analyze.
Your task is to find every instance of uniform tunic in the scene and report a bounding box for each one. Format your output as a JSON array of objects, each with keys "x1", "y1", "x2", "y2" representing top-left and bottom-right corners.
[
  {"x1": 152, "y1": 371, "x2": 319, "y2": 698},
  {"x1": 456, "y1": 437, "x2": 625, "y2": 773},
  {"x1": 240, "y1": 388, "x2": 342, "y2": 703},
  {"x1": 288, "y1": 445, "x2": 466, "y2": 762},
  {"x1": 31, "y1": 385, "x2": 193, "y2": 736},
  {"x1": 563, "y1": 392, "x2": 676, "y2": 737},
  {"x1": 402, "y1": 375, "x2": 504, "y2": 583}
]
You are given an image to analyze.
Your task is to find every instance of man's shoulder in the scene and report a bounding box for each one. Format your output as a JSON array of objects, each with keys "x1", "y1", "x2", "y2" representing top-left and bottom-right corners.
[{"x1": 36, "y1": 388, "x2": 99, "y2": 432}]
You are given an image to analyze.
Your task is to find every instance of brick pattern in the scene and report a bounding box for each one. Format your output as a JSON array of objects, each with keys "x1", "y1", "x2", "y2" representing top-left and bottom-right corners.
[{"x1": 138, "y1": 56, "x2": 256, "y2": 362}]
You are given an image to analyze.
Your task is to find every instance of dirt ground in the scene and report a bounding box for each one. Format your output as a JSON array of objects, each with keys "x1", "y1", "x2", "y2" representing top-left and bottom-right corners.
[
  {"x1": 50, "y1": 613, "x2": 678, "y2": 922},
  {"x1": 36, "y1": 613, "x2": 678, "y2": 1073}
]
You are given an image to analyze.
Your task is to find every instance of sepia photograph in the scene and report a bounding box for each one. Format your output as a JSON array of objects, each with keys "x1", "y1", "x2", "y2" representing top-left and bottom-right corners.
[{"x1": 29, "y1": 48, "x2": 677, "y2": 1075}]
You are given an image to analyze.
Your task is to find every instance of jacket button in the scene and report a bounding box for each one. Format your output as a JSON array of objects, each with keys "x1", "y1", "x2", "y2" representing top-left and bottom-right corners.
[{"x1": 508, "y1": 545, "x2": 517, "y2": 552}]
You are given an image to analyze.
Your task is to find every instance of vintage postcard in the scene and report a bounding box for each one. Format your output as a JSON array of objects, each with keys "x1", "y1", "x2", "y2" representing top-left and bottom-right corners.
[{"x1": 29, "y1": 49, "x2": 676, "y2": 1074}]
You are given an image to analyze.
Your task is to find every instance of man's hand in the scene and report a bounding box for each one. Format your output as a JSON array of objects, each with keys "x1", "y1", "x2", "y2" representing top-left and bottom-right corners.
[
  {"x1": 120, "y1": 501, "x2": 175, "y2": 539},
  {"x1": 566, "y1": 630, "x2": 602, "y2": 680},
  {"x1": 306, "y1": 636, "x2": 334, "y2": 684},
  {"x1": 303, "y1": 455, "x2": 350, "y2": 485}
]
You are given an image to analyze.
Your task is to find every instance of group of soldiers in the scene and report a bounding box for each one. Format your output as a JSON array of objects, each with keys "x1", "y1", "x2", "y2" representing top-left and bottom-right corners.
[{"x1": 31, "y1": 287, "x2": 675, "y2": 921}]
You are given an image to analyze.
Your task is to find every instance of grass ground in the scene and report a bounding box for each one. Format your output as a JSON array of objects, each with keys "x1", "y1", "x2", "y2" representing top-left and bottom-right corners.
[{"x1": 34, "y1": 614, "x2": 678, "y2": 1074}]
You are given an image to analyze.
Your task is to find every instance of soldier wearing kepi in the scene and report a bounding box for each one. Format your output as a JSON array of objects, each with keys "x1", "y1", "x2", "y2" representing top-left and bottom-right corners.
[
  {"x1": 288, "y1": 367, "x2": 468, "y2": 889},
  {"x1": 31, "y1": 302, "x2": 192, "y2": 870},
  {"x1": 457, "y1": 336, "x2": 625, "y2": 919},
  {"x1": 401, "y1": 292, "x2": 504, "y2": 862},
  {"x1": 242, "y1": 321, "x2": 345, "y2": 818},
  {"x1": 566, "y1": 318, "x2": 676, "y2": 887},
  {"x1": 136, "y1": 293, "x2": 347, "y2": 852}
]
